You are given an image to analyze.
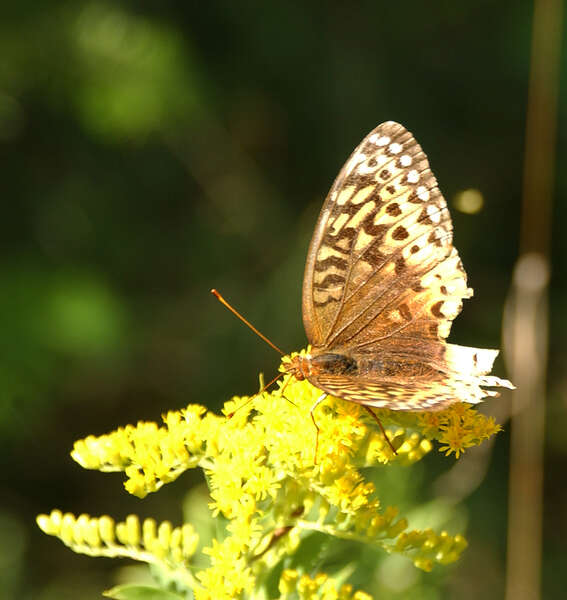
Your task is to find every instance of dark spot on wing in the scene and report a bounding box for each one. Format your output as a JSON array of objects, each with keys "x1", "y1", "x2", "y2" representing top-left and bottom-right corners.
[
  {"x1": 392, "y1": 226, "x2": 409, "y2": 240},
  {"x1": 315, "y1": 273, "x2": 346, "y2": 288},
  {"x1": 395, "y1": 257, "x2": 406, "y2": 275},
  {"x1": 431, "y1": 300, "x2": 445, "y2": 318},
  {"x1": 386, "y1": 202, "x2": 402, "y2": 217},
  {"x1": 315, "y1": 255, "x2": 349, "y2": 271},
  {"x1": 398, "y1": 303, "x2": 412, "y2": 321}
]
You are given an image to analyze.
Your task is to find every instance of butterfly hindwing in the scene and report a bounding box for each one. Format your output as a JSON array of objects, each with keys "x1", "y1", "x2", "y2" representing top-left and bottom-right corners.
[
  {"x1": 305, "y1": 342, "x2": 513, "y2": 411},
  {"x1": 308, "y1": 373, "x2": 458, "y2": 411}
]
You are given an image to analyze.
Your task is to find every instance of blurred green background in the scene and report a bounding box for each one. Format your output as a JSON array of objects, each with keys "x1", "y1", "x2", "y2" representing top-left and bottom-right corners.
[{"x1": 1, "y1": 1, "x2": 565, "y2": 599}]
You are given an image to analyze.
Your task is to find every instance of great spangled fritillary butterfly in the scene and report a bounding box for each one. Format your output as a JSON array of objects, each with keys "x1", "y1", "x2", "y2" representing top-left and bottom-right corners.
[{"x1": 284, "y1": 121, "x2": 514, "y2": 415}]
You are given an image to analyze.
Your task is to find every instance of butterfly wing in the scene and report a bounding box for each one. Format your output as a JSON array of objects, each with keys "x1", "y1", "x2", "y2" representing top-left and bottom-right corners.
[
  {"x1": 307, "y1": 348, "x2": 514, "y2": 411},
  {"x1": 301, "y1": 122, "x2": 513, "y2": 408},
  {"x1": 307, "y1": 373, "x2": 465, "y2": 411},
  {"x1": 302, "y1": 121, "x2": 470, "y2": 351}
]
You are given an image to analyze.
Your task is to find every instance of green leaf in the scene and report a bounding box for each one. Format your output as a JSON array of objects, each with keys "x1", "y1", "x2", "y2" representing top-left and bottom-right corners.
[{"x1": 103, "y1": 584, "x2": 186, "y2": 600}]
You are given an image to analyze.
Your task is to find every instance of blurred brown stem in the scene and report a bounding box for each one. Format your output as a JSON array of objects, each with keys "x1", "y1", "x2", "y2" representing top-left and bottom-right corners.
[{"x1": 503, "y1": 1, "x2": 562, "y2": 599}]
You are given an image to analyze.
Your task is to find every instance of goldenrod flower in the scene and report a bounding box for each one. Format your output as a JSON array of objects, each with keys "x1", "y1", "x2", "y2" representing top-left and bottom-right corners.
[
  {"x1": 278, "y1": 569, "x2": 374, "y2": 599},
  {"x1": 37, "y1": 352, "x2": 502, "y2": 598},
  {"x1": 36, "y1": 510, "x2": 199, "y2": 588}
]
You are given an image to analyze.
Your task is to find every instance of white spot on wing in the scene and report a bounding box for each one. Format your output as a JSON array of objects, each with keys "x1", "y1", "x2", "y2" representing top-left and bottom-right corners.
[
  {"x1": 376, "y1": 135, "x2": 390, "y2": 146},
  {"x1": 443, "y1": 299, "x2": 461, "y2": 317},
  {"x1": 389, "y1": 142, "x2": 403, "y2": 154},
  {"x1": 438, "y1": 321, "x2": 451, "y2": 338},
  {"x1": 345, "y1": 152, "x2": 367, "y2": 175},
  {"x1": 358, "y1": 161, "x2": 377, "y2": 175},
  {"x1": 426, "y1": 204, "x2": 441, "y2": 223},
  {"x1": 400, "y1": 155, "x2": 412, "y2": 167},
  {"x1": 407, "y1": 169, "x2": 419, "y2": 183},
  {"x1": 417, "y1": 185, "x2": 430, "y2": 201}
]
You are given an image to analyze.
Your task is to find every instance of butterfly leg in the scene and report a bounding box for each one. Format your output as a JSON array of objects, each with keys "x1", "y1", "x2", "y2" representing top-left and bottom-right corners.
[
  {"x1": 310, "y1": 392, "x2": 328, "y2": 464},
  {"x1": 278, "y1": 374, "x2": 298, "y2": 408},
  {"x1": 363, "y1": 406, "x2": 397, "y2": 456}
]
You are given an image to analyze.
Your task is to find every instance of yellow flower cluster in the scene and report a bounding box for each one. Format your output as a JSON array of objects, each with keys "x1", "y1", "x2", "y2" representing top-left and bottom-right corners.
[
  {"x1": 278, "y1": 569, "x2": 373, "y2": 600},
  {"x1": 417, "y1": 402, "x2": 501, "y2": 458},
  {"x1": 38, "y1": 351, "x2": 503, "y2": 598},
  {"x1": 70, "y1": 405, "x2": 211, "y2": 497},
  {"x1": 36, "y1": 510, "x2": 199, "y2": 588}
]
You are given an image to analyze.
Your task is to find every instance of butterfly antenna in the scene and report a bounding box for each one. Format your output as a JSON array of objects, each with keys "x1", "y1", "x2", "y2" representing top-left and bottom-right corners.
[
  {"x1": 211, "y1": 289, "x2": 286, "y2": 356},
  {"x1": 227, "y1": 371, "x2": 286, "y2": 418}
]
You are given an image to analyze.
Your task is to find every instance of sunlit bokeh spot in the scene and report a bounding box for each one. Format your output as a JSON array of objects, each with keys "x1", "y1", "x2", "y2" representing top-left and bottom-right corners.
[{"x1": 453, "y1": 188, "x2": 484, "y2": 214}]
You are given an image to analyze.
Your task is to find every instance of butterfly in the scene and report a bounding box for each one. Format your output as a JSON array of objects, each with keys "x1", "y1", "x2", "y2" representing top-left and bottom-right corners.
[{"x1": 283, "y1": 121, "x2": 514, "y2": 428}]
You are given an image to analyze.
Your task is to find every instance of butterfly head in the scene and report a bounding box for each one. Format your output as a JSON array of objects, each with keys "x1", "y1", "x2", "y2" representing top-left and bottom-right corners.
[{"x1": 282, "y1": 353, "x2": 311, "y2": 381}]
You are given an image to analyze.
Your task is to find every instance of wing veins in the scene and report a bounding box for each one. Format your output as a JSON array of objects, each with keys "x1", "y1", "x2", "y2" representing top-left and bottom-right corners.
[
  {"x1": 322, "y1": 205, "x2": 451, "y2": 347},
  {"x1": 346, "y1": 202, "x2": 449, "y2": 303},
  {"x1": 313, "y1": 126, "x2": 426, "y2": 340},
  {"x1": 321, "y1": 201, "x2": 447, "y2": 346},
  {"x1": 353, "y1": 317, "x2": 441, "y2": 349},
  {"x1": 324, "y1": 229, "x2": 453, "y2": 348}
]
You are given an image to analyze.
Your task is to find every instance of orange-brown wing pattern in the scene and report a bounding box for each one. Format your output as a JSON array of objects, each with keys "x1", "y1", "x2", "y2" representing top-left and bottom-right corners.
[
  {"x1": 302, "y1": 122, "x2": 471, "y2": 352},
  {"x1": 307, "y1": 366, "x2": 511, "y2": 411},
  {"x1": 307, "y1": 373, "x2": 458, "y2": 411}
]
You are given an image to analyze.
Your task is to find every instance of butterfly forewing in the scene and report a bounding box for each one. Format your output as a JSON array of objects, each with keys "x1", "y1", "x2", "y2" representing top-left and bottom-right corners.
[{"x1": 302, "y1": 121, "x2": 470, "y2": 352}]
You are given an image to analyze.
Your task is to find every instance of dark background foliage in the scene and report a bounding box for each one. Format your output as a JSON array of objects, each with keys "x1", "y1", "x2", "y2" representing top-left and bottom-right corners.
[{"x1": 1, "y1": 2, "x2": 565, "y2": 599}]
